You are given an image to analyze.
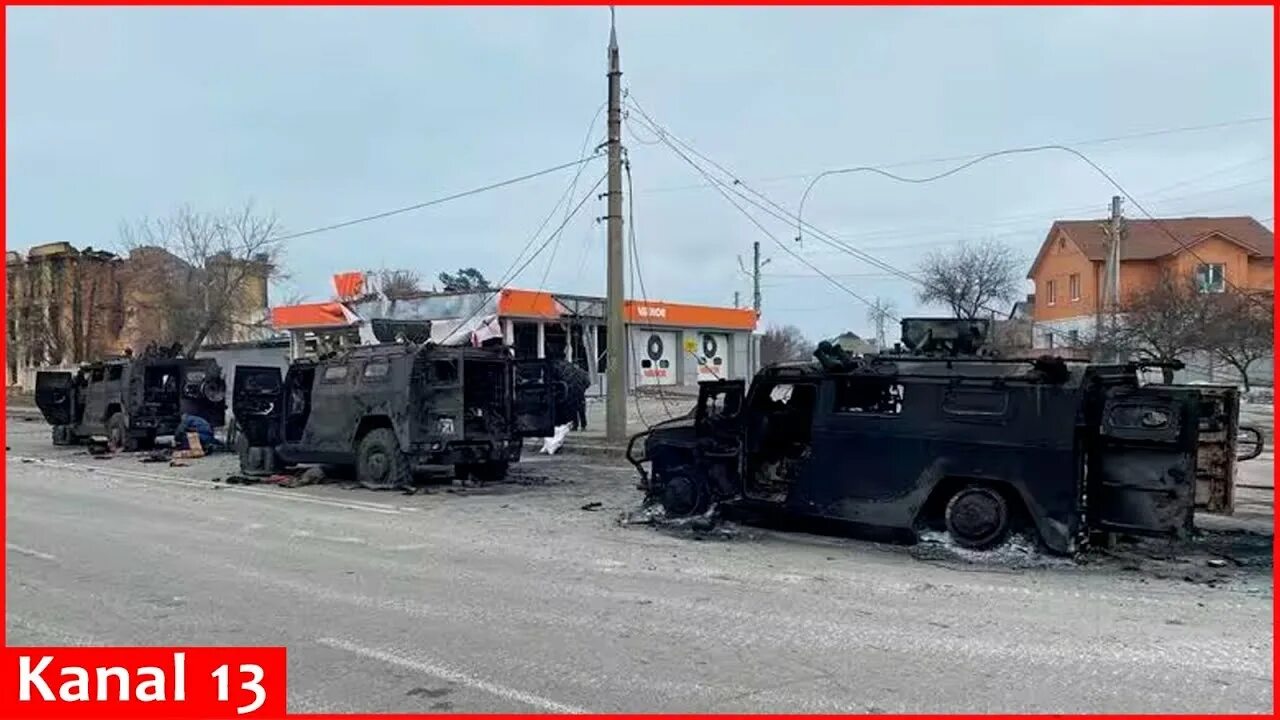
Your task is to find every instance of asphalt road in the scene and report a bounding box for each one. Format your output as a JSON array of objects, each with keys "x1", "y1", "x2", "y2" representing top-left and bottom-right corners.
[{"x1": 5, "y1": 415, "x2": 1274, "y2": 713}]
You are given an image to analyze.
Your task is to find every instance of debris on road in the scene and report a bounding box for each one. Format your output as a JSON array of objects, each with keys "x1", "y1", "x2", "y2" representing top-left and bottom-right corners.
[{"x1": 581, "y1": 501, "x2": 604, "y2": 511}]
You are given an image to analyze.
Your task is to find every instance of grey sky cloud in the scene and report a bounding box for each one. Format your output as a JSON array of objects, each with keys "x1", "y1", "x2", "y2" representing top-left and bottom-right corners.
[{"x1": 6, "y1": 6, "x2": 1273, "y2": 340}]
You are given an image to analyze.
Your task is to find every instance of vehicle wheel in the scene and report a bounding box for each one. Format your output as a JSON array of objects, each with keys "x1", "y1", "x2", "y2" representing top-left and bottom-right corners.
[
  {"x1": 944, "y1": 486, "x2": 1010, "y2": 550},
  {"x1": 659, "y1": 471, "x2": 709, "y2": 517},
  {"x1": 356, "y1": 428, "x2": 411, "y2": 489},
  {"x1": 105, "y1": 413, "x2": 137, "y2": 452},
  {"x1": 472, "y1": 461, "x2": 509, "y2": 484}
]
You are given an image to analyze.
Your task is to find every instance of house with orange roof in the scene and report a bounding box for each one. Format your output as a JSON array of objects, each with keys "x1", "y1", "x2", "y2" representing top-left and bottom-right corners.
[{"x1": 1026, "y1": 215, "x2": 1273, "y2": 353}]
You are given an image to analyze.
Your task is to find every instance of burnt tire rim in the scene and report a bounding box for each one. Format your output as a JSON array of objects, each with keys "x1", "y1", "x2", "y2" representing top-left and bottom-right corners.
[
  {"x1": 364, "y1": 449, "x2": 390, "y2": 483},
  {"x1": 945, "y1": 487, "x2": 1010, "y2": 549},
  {"x1": 660, "y1": 475, "x2": 704, "y2": 517}
]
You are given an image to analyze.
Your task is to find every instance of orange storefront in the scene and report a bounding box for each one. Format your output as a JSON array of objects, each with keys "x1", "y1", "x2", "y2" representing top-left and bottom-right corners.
[{"x1": 270, "y1": 278, "x2": 760, "y2": 392}]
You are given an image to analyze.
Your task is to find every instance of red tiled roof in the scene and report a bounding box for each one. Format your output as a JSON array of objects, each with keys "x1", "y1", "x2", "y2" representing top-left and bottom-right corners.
[{"x1": 1029, "y1": 215, "x2": 1274, "y2": 278}]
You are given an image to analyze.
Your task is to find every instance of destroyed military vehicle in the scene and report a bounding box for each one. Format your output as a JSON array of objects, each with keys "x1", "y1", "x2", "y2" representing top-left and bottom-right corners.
[
  {"x1": 627, "y1": 318, "x2": 1261, "y2": 555},
  {"x1": 35, "y1": 350, "x2": 227, "y2": 451},
  {"x1": 231, "y1": 340, "x2": 557, "y2": 487}
]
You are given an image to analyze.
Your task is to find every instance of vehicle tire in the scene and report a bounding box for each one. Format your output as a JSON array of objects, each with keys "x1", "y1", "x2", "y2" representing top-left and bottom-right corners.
[
  {"x1": 944, "y1": 485, "x2": 1011, "y2": 550},
  {"x1": 471, "y1": 461, "x2": 509, "y2": 484},
  {"x1": 356, "y1": 428, "x2": 411, "y2": 489},
  {"x1": 659, "y1": 471, "x2": 709, "y2": 517},
  {"x1": 105, "y1": 412, "x2": 137, "y2": 453}
]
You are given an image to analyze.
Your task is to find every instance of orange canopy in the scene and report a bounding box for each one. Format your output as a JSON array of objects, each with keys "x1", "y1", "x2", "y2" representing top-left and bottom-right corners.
[{"x1": 271, "y1": 302, "x2": 353, "y2": 329}]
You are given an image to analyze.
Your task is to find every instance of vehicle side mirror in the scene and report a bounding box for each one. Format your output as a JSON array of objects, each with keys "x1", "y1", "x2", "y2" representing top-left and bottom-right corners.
[{"x1": 1237, "y1": 425, "x2": 1264, "y2": 461}]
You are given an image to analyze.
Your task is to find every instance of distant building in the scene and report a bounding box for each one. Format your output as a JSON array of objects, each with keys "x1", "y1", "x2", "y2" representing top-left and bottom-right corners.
[
  {"x1": 5, "y1": 242, "x2": 271, "y2": 389},
  {"x1": 829, "y1": 331, "x2": 878, "y2": 356},
  {"x1": 1026, "y1": 215, "x2": 1273, "y2": 350},
  {"x1": 1025, "y1": 214, "x2": 1274, "y2": 384}
]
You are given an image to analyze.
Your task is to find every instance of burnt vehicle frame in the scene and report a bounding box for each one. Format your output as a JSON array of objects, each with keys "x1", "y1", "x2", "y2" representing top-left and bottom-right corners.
[
  {"x1": 627, "y1": 321, "x2": 1256, "y2": 555},
  {"x1": 231, "y1": 342, "x2": 557, "y2": 487},
  {"x1": 35, "y1": 356, "x2": 228, "y2": 451}
]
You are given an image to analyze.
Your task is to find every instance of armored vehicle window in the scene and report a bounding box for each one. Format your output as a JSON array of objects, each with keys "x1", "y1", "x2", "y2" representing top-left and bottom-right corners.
[
  {"x1": 363, "y1": 362, "x2": 390, "y2": 381},
  {"x1": 834, "y1": 377, "x2": 903, "y2": 415},
  {"x1": 107, "y1": 365, "x2": 123, "y2": 381},
  {"x1": 89, "y1": 367, "x2": 105, "y2": 382},
  {"x1": 942, "y1": 388, "x2": 1008, "y2": 417},
  {"x1": 431, "y1": 360, "x2": 459, "y2": 384},
  {"x1": 321, "y1": 365, "x2": 349, "y2": 383},
  {"x1": 1109, "y1": 404, "x2": 1172, "y2": 430}
]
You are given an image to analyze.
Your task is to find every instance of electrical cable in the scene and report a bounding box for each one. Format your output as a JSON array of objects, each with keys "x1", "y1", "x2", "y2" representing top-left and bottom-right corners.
[
  {"x1": 626, "y1": 111, "x2": 894, "y2": 321},
  {"x1": 792, "y1": 133, "x2": 1273, "y2": 313},
  {"x1": 636, "y1": 115, "x2": 1272, "y2": 195},
  {"x1": 624, "y1": 155, "x2": 679, "y2": 422},
  {"x1": 273, "y1": 156, "x2": 601, "y2": 244},
  {"x1": 438, "y1": 172, "x2": 608, "y2": 345},
  {"x1": 628, "y1": 101, "x2": 1274, "y2": 319}
]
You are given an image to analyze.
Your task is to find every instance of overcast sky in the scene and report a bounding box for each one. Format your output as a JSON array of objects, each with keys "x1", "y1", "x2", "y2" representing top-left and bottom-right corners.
[{"x1": 6, "y1": 6, "x2": 1274, "y2": 340}]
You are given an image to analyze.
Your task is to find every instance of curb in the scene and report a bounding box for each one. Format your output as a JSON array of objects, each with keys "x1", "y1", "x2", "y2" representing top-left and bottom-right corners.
[{"x1": 522, "y1": 440, "x2": 628, "y2": 461}]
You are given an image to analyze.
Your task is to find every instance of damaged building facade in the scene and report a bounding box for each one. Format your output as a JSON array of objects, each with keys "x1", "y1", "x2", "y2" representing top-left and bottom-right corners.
[
  {"x1": 270, "y1": 272, "x2": 760, "y2": 395},
  {"x1": 6, "y1": 242, "x2": 273, "y2": 390}
]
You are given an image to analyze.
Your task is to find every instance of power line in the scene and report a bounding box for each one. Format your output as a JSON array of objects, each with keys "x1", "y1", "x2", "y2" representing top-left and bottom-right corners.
[
  {"x1": 273, "y1": 155, "x2": 601, "y2": 244},
  {"x1": 438, "y1": 172, "x2": 608, "y2": 344},
  {"x1": 635, "y1": 115, "x2": 1273, "y2": 195},
  {"x1": 625, "y1": 111, "x2": 891, "y2": 320},
  {"x1": 791, "y1": 134, "x2": 1273, "y2": 312}
]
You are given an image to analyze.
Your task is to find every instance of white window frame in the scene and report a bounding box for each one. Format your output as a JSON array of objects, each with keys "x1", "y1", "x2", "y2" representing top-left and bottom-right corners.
[
  {"x1": 1046, "y1": 280, "x2": 1057, "y2": 306},
  {"x1": 1069, "y1": 273, "x2": 1081, "y2": 302}
]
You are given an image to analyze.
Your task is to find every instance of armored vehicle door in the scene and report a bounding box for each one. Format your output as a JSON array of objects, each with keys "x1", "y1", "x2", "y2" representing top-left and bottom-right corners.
[
  {"x1": 35, "y1": 371, "x2": 76, "y2": 426},
  {"x1": 1089, "y1": 385, "x2": 1200, "y2": 538},
  {"x1": 1167, "y1": 384, "x2": 1239, "y2": 515},
  {"x1": 512, "y1": 359, "x2": 556, "y2": 437},
  {"x1": 232, "y1": 366, "x2": 284, "y2": 447}
]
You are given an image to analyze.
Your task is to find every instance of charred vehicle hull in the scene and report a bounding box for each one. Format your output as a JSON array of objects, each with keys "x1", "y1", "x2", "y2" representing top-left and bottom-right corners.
[
  {"x1": 232, "y1": 343, "x2": 556, "y2": 487},
  {"x1": 629, "y1": 348, "x2": 1252, "y2": 556},
  {"x1": 35, "y1": 357, "x2": 227, "y2": 451}
]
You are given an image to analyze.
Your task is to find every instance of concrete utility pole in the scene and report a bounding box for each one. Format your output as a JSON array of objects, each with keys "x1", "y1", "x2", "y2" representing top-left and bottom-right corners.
[
  {"x1": 751, "y1": 240, "x2": 771, "y2": 314},
  {"x1": 1103, "y1": 195, "x2": 1124, "y2": 362},
  {"x1": 604, "y1": 8, "x2": 628, "y2": 443}
]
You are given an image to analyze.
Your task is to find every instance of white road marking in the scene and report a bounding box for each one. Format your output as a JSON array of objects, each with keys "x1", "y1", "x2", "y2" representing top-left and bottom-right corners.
[
  {"x1": 8, "y1": 455, "x2": 402, "y2": 515},
  {"x1": 316, "y1": 637, "x2": 588, "y2": 713},
  {"x1": 6, "y1": 543, "x2": 57, "y2": 561}
]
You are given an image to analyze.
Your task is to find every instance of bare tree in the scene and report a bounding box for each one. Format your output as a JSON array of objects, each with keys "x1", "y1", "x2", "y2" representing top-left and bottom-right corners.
[
  {"x1": 1102, "y1": 271, "x2": 1208, "y2": 383},
  {"x1": 761, "y1": 324, "x2": 812, "y2": 366},
  {"x1": 376, "y1": 269, "x2": 424, "y2": 299},
  {"x1": 1200, "y1": 292, "x2": 1273, "y2": 391},
  {"x1": 438, "y1": 267, "x2": 491, "y2": 292},
  {"x1": 915, "y1": 239, "x2": 1022, "y2": 319},
  {"x1": 120, "y1": 202, "x2": 284, "y2": 357}
]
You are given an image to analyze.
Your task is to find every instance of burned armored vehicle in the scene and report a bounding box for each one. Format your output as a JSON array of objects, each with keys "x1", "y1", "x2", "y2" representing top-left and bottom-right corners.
[
  {"x1": 232, "y1": 340, "x2": 556, "y2": 487},
  {"x1": 35, "y1": 350, "x2": 227, "y2": 450},
  {"x1": 627, "y1": 318, "x2": 1258, "y2": 555}
]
